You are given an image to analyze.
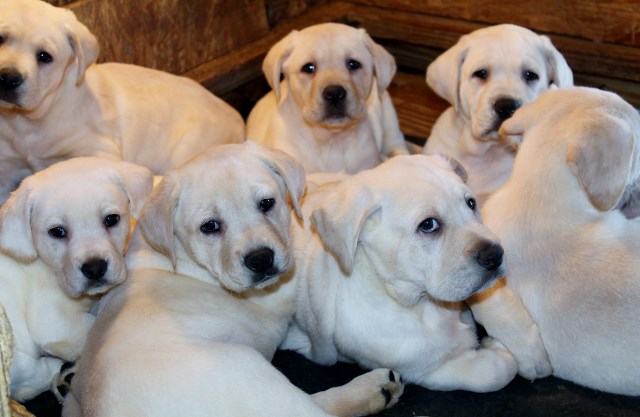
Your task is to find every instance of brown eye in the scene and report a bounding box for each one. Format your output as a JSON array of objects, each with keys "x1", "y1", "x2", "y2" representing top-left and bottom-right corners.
[
  {"x1": 49, "y1": 226, "x2": 66, "y2": 239},
  {"x1": 200, "y1": 219, "x2": 221, "y2": 234},
  {"x1": 301, "y1": 63, "x2": 315, "y2": 74},
  {"x1": 37, "y1": 51, "x2": 53, "y2": 64},
  {"x1": 418, "y1": 218, "x2": 440, "y2": 234},
  {"x1": 472, "y1": 69, "x2": 488, "y2": 80}
]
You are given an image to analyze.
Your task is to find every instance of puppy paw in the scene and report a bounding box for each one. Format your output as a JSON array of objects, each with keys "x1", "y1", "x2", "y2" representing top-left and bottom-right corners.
[
  {"x1": 51, "y1": 361, "x2": 77, "y2": 403},
  {"x1": 312, "y1": 368, "x2": 404, "y2": 417}
]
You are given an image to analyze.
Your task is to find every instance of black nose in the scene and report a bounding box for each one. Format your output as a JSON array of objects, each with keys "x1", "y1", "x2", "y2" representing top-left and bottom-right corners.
[
  {"x1": 322, "y1": 85, "x2": 347, "y2": 104},
  {"x1": 244, "y1": 247, "x2": 275, "y2": 280},
  {"x1": 476, "y1": 242, "x2": 504, "y2": 271},
  {"x1": 493, "y1": 98, "x2": 521, "y2": 121},
  {"x1": 0, "y1": 69, "x2": 24, "y2": 92},
  {"x1": 80, "y1": 259, "x2": 108, "y2": 280}
]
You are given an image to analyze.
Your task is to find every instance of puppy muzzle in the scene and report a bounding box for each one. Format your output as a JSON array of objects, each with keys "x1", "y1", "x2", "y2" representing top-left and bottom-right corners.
[{"x1": 0, "y1": 67, "x2": 24, "y2": 105}]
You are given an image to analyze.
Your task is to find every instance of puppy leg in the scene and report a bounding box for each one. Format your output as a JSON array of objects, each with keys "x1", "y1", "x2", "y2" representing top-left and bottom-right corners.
[
  {"x1": 468, "y1": 280, "x2": 553, "y2": 380},
  {"x1": 311, "y1": 369, "x2": 403, "y2": 417},
  {"x1": 10, "y1": 352, "x2": 63, "y2": 401},
  {"x1": 420, "y1": 338, "x2": 517, "y2": 393}
]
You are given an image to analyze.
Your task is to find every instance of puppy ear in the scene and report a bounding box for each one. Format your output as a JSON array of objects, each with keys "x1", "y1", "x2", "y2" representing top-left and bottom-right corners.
[
  {"x1": 566, "y1": 116, "x2": 634, "y2": 211},
  {"x1": 250, "y1": 141, "x2": 305, "y2": 219},
  {"x1": 137, "y1": 175, "x2": 179, "y2": 267},
  {"x1": 426, "y1": 38, "x2": 467, "y2": 112},
  {"x1": 263, "y1": 30, "x2": 298, "y2": 101},
  {"x1": 539, "y1": 35, "x2": 573, "y2": 88},
  {"x1": 64, "y1": 10, "x2": 99, "y2": 86},
  {"x1": 432, "y1": 154, "x2": 468, "y2": 183},
  {"x1": 110, "y1": 161, "x2": 154, "y2": 220},
  {"x1": 0, "y1": 181, "x2": 37, "y2": 262},
  {"x1": 311, "y1": 183, "x2": 380, "y2": 275},
  {"x1": 361, "y1": 29, "x2": 396, "y2": 95}
]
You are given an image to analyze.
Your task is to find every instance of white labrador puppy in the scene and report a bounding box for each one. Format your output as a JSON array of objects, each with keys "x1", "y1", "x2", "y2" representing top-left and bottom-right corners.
[
  {"x1": 63, "y1": 141, "x2": 403, "y2": 417},
  {"x1": 281, "y1": 154, "x2": 518, "y2": 392},
  {"x1": 469, "y1": 87, "x2": 640, "y2": 395},
  {"x1": 0, "y1": 0, "x2": 244, "y2": 205},
  {"x1": 0, "y1": 157, "x2": 153, "y2": 402},
  {"x1": 422, "y1": 24, "x2": 573, "y2": 204},
  {"x1": 246, "y1": 23, "x2": 408, "y2": 174}
]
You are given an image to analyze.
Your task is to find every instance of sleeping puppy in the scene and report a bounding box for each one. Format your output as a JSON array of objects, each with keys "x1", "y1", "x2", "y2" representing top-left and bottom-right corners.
[
  {"x1": 63, "y1": 141, "x2": 403, "y2": 417},
  {"x1": 0, "y1": 0, "x2": 244, "y2": 205},
  {"x1": 281, "y1": 154, "x2": 518, "y2": 393},
  {"x1": 422, "y1": 24, "x2": 573, "y2": 204},
  {"x1": 469, "y1": 87, "x2": 640, "y2": 395},
  {"x1": 246, "y1": 23, "x2": 408, "y2": 174},
  {"x1": 0, "y1": 157, "x2": 153, "y2": 401}
]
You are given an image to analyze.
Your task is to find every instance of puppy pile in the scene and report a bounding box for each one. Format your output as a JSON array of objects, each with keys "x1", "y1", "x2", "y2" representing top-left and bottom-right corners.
[{"x1": 1, "y1": 0, "x2": 640, "y2": 416}]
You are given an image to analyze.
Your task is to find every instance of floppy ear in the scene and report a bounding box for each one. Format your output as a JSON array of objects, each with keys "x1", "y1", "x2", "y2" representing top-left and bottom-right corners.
[
  {"x1": 566, "y1": 116, "x2": 634, "y2": 211},
  {"x1": 361, "y1": 29, "x2": 396, "y2": 95},
  {"x1": 64, "y1": 10, "x2": 99, "y2": 86},
  {"x1": 426, "y1": 37, "x2": 468, "y2": 112},
  {"x1": 250, "y1": 141, "x2": 305, "y2": 219},
  {"x1": 311, "y1": 183, "x2": 380, "y2": 275},
  {"x1": 432, "y1": 154, "x2": 468, "y2": 183},
  {"x1": 0, "y1": 181, "x2": 37, "y2": 262},
  {"x1": 539, "y1": 35, "x2": 573, "y2": 88},
  {"x1": 137, "y1": 175, "x2": 179, "y2": 267},
  {"x1": 263, "y1": 30, "x2": 298, "y2": 101},
  {"x1": 110, "y1": 161, "x2": 154, "y2": 220}
]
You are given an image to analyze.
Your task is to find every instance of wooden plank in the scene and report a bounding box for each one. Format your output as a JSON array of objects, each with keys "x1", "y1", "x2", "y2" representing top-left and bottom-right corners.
[
  {"x1": 343, "y1": 3, "x2": 640, "y2": 83},
  {"x1": 348, "y1": 0, "x2": 640, "y2": 48},
  {"x1": 64, "y1": 0, "x2": 271, "y2": 74}
]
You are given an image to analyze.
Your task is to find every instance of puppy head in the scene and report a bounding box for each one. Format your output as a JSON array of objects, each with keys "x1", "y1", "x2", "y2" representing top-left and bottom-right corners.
[
  {"x1": 0, "y1": 157, "x2": 153, "y2": 298},
  {"x1": 138, "y1": 141, "x2": 305, "y2": 293},
  {"x1": 0, "y1": 0, "x2": 98, "y2": 112},
  {"x1": 311, "y1": 154, "x2": 504, "y2": 306},
  {"x1": 500, "y1": 86, "x2": 640, "y2": 212},
  {"x1": 263, "y1": 22, "x2": 396, "y2": 129},
  {"x1": 427, "y1": 24, "x2": 572, "y2": 141}
]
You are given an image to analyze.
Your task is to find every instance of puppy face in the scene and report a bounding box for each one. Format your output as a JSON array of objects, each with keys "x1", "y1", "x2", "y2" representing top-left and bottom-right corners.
[
  {"x1": 427, "y1": 24, "x2": 573, "y2": 141},
  {"x1": 0, "y1": 0, "x2": 98, "y2": 111},
  {"x1": 138, "y1": 141, "x2": 305, "y2": 293},
  {"x1": 311, "y1": 155, "x2": 504, "y2": 305},
  {"x1": 0, "y1": 157, "x2": 153, "y2": 298},
  {"x1": 263, "y1": 23, "x2": 396, "y2": 129}
]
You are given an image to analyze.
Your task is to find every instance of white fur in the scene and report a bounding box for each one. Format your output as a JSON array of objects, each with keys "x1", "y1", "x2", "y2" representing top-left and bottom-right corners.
[
  {"x1": 63, "y1": 142, "x2": 403, "y2": 417},
  {"x1": 469, "y1": 87, "x2": 640, "y2": 395},
  {"x1": 0, "y1": 0, "x2": 244, "y2": 204},
  {"x1": 282, "y1": 154, "x2": 518, "y2": 393},
  {"x1": 0, "y1": 157, "x2": 153, "y2": 401},
  {"x1": 422, "y1": 24, "x2": 573, "y2": 204},
  {"x1": 246, "y1": 22, "x2": 408, "y2": 174}
]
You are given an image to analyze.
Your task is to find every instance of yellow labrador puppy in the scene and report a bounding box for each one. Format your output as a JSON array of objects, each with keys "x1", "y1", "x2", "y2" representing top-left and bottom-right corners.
[
  {"x1": 281, "y1": 154, "x2": 518, "y2": 393},
  {"x1": 422, "y1": 24, "x2": 573, "y2": 204},
  {"x1": 246, "y1": 23, "x2": 408, "y2": 174},
  {"x1": 0, "y1": 0, "x2": 244, "y2": 204},
  {"x1": 0, "y1": 157, "x2": 153, "y2": 401},
  {"x1": 469, "y1": 87, "x2": 640, "y2": 395},
  {"x1": 63, "y1": 142, "x2": 403, "y2": 417}
]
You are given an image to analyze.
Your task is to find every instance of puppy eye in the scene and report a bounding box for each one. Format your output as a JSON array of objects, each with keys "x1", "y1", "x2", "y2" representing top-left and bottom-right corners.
[
  {"x1": 0, "y1": 36, "x2": 4, "y2": 45},
  {"x1": 418, "y1": 218, "x2": 440, "y2": 234},
  {"x1": 48, "y1": 226, "x2": 67, "y2": 239},
  {"x1": 347, "y1": 59, "x2": 361, "y2": 71},
  {"x1": 104, "y1": 214, "x2": 120, "y2": 228},
  {"x1": 466, "y1": 197, "x2": 477, "y2": 211},
  {"x1": 301, "y1": 63, "x2": 315, "y2": 74},
  {"x1": 259, "y1": 198, "x2": 276, "y2": 213},
  {"x1": 37, "y1": 51, "x2": 53, "y2": 64},
  {"x1": 523, "y1": 70, "x2": 539, "y2": 83},
  {"x1": 200, "y1": 219, "x2": 221, "y2": 234},
  {"x1": 472, "y1": 69, "x2": 488, "y2": 80}
]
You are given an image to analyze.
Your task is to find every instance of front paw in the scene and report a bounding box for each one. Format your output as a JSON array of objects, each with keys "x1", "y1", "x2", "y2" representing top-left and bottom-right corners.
[{"x1": 509, "y1": 328, "x2": 553, "y2": 380}]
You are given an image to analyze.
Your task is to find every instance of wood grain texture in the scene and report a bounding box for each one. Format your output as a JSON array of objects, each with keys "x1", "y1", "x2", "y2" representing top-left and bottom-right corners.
[
  {"x1": 348, "y1": 0, "x2": 640, "y2": 47},
  {"x1": 64, "y1": 0, "x2": 270, "y2": 74}
]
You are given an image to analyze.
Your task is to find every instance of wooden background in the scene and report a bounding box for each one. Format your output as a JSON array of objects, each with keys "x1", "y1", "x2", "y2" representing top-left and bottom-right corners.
[{"x1": 44, "y1": 0, "x2": 640, "y2": 137}]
